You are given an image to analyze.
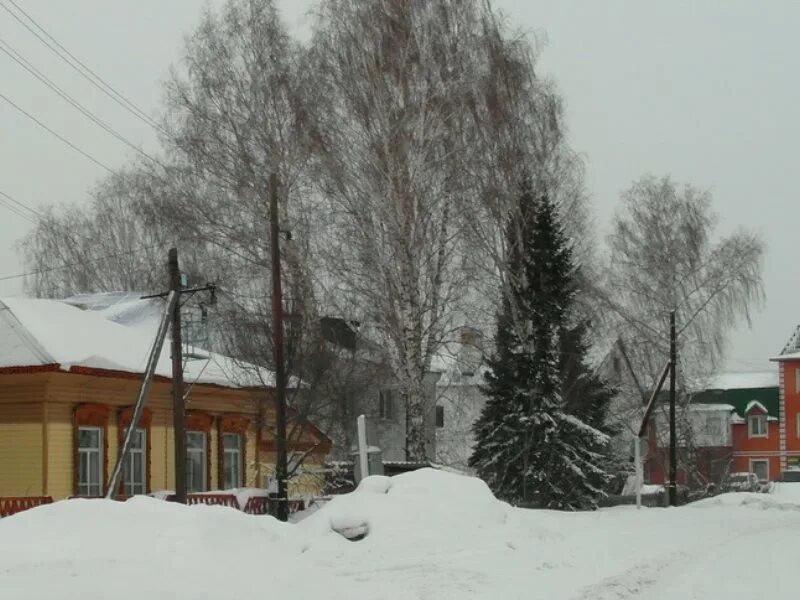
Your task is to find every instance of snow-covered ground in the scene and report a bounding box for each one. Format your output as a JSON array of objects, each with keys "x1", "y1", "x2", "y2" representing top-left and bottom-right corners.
[{"x1": 2, "y1": 469, "x2": 799, "y2": 599}]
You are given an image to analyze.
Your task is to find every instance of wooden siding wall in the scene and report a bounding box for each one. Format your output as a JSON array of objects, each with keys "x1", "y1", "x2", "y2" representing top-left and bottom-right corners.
[
  {"x1": 0, "y1": 402, "x2": 43, "y2": 496},
  {"x1": 246, "y1": 423, "x2": 259, "y2": 487},
  {"x1": 210, "y1": 425, "x2": 219, "y2": 490},
  {"x1": 46, "y1": 402, "x2": 72, "y2": 497},
  {"x1": 0, "y1": 375, "x2": 46, "y2": 496}
]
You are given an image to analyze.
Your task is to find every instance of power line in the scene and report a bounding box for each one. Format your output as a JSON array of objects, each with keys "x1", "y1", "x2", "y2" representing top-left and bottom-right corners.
[
  {"x1": 0, "y1": 190, "x2": 38, "y2": 223},
  {"x1": 0, "y1": 0, "x2": 164, "y2": 134},
  {"x1": 0, "y1": 37, "x2": 159, "y2": 163},
  {"x1": 0, "y1": 190, "x2": 203, "y2": 286},
  {"x1": 0, "y1": 198, "x2": 35, "y2": 223},
  {"x1": 0, "y1": 190, "x2": 42, "y2": 219},
  {"x1": 0, "y1": 237, "x2": 197, "y2": 284},
  {"x1": 0, "y1": 91, "x2": 115, "y2": 173}
]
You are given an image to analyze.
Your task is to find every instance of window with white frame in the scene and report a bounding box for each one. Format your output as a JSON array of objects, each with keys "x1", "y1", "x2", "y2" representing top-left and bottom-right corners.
[
  {"x1": 750, "y1": 459, "x2": 769, "y2": 482},
  {"x1": 222, "y1": 433, "x2": 243, "y2": 489},
  {"x1": 796, "y1": 368, "x2": 800, "y2": 394},
  {"x1": 796, "y1": 413, "x2": 800, "y2": 439},
  {"x1": 748, "y1": 414, "x2": 768, "y2": 438},
  {"x1": 123, "y1": 428, "x2": 146, "y2": 496},
  {"x1": 186, "y1": 431, "x2": 207, "y2": 493},
  {"x1": 78, "y1": 426, "x2": 103, "y2": 496}
]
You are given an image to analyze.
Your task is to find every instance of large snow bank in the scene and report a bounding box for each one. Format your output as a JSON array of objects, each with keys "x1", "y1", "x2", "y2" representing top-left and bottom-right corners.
[
  {"x1": 299, "y1": 468, "x2": 507, "y2": 543},
  {"x1": 4, "y1": 469, "x2": 800, "y2": 599},
  {"x1": 0, "y1": 496, "x2": 322, "y2": 599}
]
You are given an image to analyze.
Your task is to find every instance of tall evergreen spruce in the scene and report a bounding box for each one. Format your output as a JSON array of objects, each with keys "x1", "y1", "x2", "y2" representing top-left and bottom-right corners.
[
  {"x1": 558, "y1": 321, "x2": 618, "y2": 501},
  {"x1": 470, "y1": 184, "x2": 612, "y2": 510}
]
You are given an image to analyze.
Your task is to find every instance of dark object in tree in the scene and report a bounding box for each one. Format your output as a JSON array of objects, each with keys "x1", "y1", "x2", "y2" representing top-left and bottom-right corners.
[{"x1": 470, "y1": 182, "x2": 612, "y2": 510}]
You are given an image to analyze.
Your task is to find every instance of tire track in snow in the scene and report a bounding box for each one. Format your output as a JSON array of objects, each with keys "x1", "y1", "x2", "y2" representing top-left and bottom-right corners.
[{"x1": 569, "y1": 513, "x2": 800, "y2": 600}]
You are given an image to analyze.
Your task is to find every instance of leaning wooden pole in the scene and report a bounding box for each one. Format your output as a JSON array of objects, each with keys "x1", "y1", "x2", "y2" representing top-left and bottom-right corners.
[
  {"x1": 106, "y1": 291, "x2": 177, "y2": 499},
  {"x1": 636, "y1": 360, "x2": 671, "y2": 510},
  {"x1": 269, "y1": 174, "x2": 289, "y2": 522}
]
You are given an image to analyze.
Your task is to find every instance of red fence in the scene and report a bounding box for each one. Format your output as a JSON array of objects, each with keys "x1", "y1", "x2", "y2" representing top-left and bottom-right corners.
[
  {"x1": 0, "y1": 493, "x2": 307, "y2": 518},
  {"x1": 243, "y1": 496, "x2": 269, "y2": 515},
  {"x1": 0, "y1": 496, "x2": 53, "y2": 518},
  {"x1": 69, "y1": 492, "x2": 304, "y2": 515},
  {"x1": 240, "y1": 496, "x2": 305, "y2": 515},
  {"x1": 187, "y1": 494, "x2": 240, "y2": 509},
  {"x1": 162, "y1": 493, "x2": 241, "y2": 509}
]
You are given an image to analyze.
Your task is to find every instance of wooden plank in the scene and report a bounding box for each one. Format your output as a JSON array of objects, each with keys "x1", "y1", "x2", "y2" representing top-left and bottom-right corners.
[{"x1": 41, "y1": 402, "x2": 48, "y2": 495}]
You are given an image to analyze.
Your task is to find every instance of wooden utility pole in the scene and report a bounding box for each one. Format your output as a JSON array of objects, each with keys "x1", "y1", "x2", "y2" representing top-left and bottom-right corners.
[
  {"x1": 668, "y1": 310, "x2": 677, "y2": 507},
  {"x1": 269, "y1": 174, "x2": 289, "y2": 522},
  {"x1": 169, "y1": 248, "x2": 188, "y2": 504},
  {"x1": 136, "y1": 255, "x2": 214, "y2": 505}
]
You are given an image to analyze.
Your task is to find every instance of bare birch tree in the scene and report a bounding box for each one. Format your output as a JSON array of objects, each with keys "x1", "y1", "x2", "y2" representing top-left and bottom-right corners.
[
  {"x1": 160, "y1": 0, "x2": 316, "y2": 309},
  {"x1": 307, "y1": 0, "x2": 503, "y2": 460},
  {"x1": 20, "y1": 168, "x2": 200, "y2": 297},
  {"x1": 450, "y1": 7, "x2": 598, "y2": 371},
  {"x1": 598, "y1": 175, "x2": 765, "y2": 477},
  {"x1": 156, "y1": 0, "x2": 372, "y2": 478}
]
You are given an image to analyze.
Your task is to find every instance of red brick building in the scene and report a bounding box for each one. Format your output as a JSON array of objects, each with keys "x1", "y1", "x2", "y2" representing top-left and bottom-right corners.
[
  {"x1": 646, "y1": 371, "x2": 780, "y2": 487},
  {"x1": 773, "y1": 352, "x2": 800, "y2": 473}
]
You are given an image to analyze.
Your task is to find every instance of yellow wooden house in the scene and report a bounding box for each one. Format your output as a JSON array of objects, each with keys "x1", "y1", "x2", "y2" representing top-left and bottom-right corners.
[{"x1": 0, "y1": 297, "x2": 330, "y2": 501}]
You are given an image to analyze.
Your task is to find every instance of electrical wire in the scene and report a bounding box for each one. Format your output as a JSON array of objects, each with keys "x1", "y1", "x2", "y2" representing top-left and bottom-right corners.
[
  {"x1": 0, "y1": 37, "x2": 158, "y2": 163},
  {"x1": 0, "y1": 236, "x2": 202, "y2": 283},
  {"x1": 0, "y1": 91, "x2": 115, "y2": 173},
  {"x1": 0, "y1": 0, "x2": 164, "y2": 134},
  {"x1": 0, "y1": 197, "x2": 35, "y2": 223},
  {"x1": 0, "y1": 189, "x2": 43, "y2": 219}
]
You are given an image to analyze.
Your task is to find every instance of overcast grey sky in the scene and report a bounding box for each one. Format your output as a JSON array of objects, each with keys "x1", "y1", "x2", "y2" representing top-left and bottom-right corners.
[{"x1": 1, "y1": 1, "x2": 797, "y2": 373}]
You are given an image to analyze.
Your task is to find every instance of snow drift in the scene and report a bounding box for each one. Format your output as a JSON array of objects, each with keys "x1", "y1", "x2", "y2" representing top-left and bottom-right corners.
[{"x1": 3, "y1": 469, "x2": 800, "y2": 599}]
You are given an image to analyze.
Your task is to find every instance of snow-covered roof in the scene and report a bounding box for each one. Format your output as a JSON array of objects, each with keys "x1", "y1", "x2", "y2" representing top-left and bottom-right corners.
[
  {"x1": 63, "y1": 292, "x2": 165, "y2": 334},
  {"x1": 0, "y1": 296, "x2": 275, "y2": 389},
  {"x1": 744, "y1": 400, "x2": 768, "y2": 415},
  {"x1": 708, "y1": 371, "x2": 778, "y2": 390},
  {"x1": 774, "y1": 350, "x2": 800, "y2": 362},
  {"x1": 689, "y1": 403, "x2": 736, "y2": 412}
]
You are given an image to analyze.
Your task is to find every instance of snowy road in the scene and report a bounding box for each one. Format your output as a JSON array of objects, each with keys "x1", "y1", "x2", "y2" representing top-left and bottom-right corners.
[
  {"x1": 649, "y1": 525, "x2": 799, "y2": 599},
  {"x1": 2, "y1": 471, "x2": 799, "y2": 599},
  {"x1": 564, "y1": 493, "x2": 800, "y2": 600},
  {"x1": 574, "y1": 511, "x2": 800, "y2": 599}
]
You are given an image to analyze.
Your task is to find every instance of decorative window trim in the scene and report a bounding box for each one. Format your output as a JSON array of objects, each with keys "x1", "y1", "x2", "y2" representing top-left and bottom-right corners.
[
  {"x1": 118, "y1": 407, "x2": 153, "y2": 495},
  {"x1": 219, "y1": 415, "x2": 249, "y2": 489},
  {"x1": 186, "y1": 411, "x2": 213, "y2": 491},
  {"x1": 186, "y1": 410, "x2": 213, "y2": 432},
  {"x1": 73, "y1": 403, "x2": 110, "y2": 496},
  {"x1": 748, "y1": 414, "x2": 768, "y2": 439}
]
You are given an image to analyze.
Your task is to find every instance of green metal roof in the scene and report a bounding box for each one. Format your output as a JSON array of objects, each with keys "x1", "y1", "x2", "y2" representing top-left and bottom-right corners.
[{"x1": 691, "y1": 387, "x2": 780, "y2": 418}]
